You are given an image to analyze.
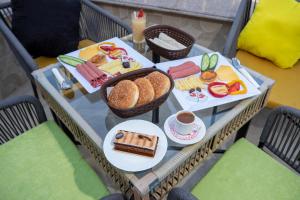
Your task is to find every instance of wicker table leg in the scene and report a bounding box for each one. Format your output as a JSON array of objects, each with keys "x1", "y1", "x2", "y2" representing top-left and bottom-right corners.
[
  {"x1": 234, "y1": 120, "x2": 251, "y2": 142},
  {"x1": 133, "y1": 187, "x2": 150, "y2": 200}
]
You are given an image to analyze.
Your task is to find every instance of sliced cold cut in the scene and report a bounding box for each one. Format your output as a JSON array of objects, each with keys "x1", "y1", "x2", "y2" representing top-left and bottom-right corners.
[
  {"x1": 168, "y1": 61, "x2": 201, "y2": 79},
  {"x1": 169, "y1": 66, "x2": 201, "y2": 79},
  {"x1": 76, "y1": 62, "x2": 108, "y2": 88},
  {"x1": 86, "y1": 61, "x2": 107, "y2": 79},
  {"x1": 77, "y1": 64, "x2": 98, "y2": 87},
  {"x1": 168, "y1": 61, "x2": 198, "y2": 74}
]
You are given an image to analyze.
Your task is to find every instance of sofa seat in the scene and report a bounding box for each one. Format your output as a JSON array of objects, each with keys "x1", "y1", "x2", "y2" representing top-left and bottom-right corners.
[
  {"x1": 192, "y1": 139, "x2": 300, "y2": 200},
  {"x1": 0, "y1": 121, "x2": 109, "y2": 200},
  {"x1": 236, "y1": 50, "x2": 300, "y2": 109},
  {"x1": 35, "y1": 39, "x2": 96, "y2": 68}
]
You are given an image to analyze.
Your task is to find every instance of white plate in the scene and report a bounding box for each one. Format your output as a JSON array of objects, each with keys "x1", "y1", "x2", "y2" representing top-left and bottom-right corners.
[
  {"x1": 103, "y1": 120, "x2": 168, "y2": 172},
  {"x1": 164, "y1": 114, "x2": 206, "y2": 145},
  {"x1": 155, "y1": 52, "x2": 261, "y2": 111},
  {"x1": 58, "y1": 37, "x2": 154, "y2": 93}
]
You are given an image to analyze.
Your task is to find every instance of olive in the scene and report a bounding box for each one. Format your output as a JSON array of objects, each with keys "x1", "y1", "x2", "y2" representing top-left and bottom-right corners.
[
  {"x1": 122, "y1": 62, "x2": 130, "y2": 68},
  {"x1": 196, "y1": 87, "x2": 202, "y2": 92},
  {"x1": 115, "y1": 132, "x2": 124, "y2": 139},
  {"x1": 189, "y1": 88, "x2": 195, "y2": 93}
]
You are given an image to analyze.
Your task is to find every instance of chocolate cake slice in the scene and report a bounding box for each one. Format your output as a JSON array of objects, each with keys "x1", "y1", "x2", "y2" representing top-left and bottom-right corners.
[{"x1": 113, "y1": 130, "x2": 159, "y2": 157}]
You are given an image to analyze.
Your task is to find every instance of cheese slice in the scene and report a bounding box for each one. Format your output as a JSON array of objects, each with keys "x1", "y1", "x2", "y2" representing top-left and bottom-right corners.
[
  {"x1": 99, "y1": 60, "x2": 142, "y2": 75},
  {"x1": 175, "y1": 75, "x2": 204, "y2": 91},
  {"x1": 79, "y1": 44, "x2": 99, "y2": 60},
  {"x1": 216, "y1": 65, "x2": 239, "y2": 82}
]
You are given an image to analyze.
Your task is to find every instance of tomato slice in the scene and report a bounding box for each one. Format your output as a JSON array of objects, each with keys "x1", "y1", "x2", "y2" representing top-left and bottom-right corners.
[
  {"x1": 228, "y1": 82, "x2": 240, "y2": 93},
  {"x1": 107, "y1": 48, "x2": 128, "y2": 59},
  {"x1": 100, "y1": 46, "x2": 114, "y2": 51}
]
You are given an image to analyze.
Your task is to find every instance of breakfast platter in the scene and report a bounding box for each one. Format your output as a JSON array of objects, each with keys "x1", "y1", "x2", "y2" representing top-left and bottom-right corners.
[
  {"x1": 57, "y1": 37, "x2": 154, "y2": 93},
  {"x1": 103, "y1": 120, "x2": 168, "y2": 172},
  {"x1": 155, "y1": 52, "x2": 261, "y2": 111}
]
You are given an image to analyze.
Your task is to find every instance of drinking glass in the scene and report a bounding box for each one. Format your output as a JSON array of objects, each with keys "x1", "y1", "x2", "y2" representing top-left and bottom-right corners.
[{"x1": 131, "y1": 11, "x2": 146, "y2": 43}]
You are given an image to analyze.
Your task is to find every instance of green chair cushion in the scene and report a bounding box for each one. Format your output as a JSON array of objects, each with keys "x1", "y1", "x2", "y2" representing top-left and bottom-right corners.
[
  {"x1": 192, "y1": 139, "x2": 300, "y2": 200},
  {"x1": 0, "y1": 121, "x2": 109, "y2": 200}
]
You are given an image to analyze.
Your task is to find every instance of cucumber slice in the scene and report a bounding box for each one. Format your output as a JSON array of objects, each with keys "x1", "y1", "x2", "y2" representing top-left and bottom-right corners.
[
  {"x1": 58, "y1": 55, "x2": 85, "y2": 67},
  {"x1": 59, "y1": 55, "x2": 85, "y2": 63},
  {"x1": 209, "y1": 54, "x2": 218, "y2": 70},
  {"x1": 201, "y1": 53, "x2": 210, "y2": 72}
]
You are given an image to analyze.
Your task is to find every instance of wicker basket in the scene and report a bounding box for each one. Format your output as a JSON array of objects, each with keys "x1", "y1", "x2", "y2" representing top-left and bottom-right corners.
[
  {"x1": 100, "y1": 68, "x2": 174, "y2": 118},
  {"x1": 144, "y1": 25, "x2": 195, "y2": 60}
]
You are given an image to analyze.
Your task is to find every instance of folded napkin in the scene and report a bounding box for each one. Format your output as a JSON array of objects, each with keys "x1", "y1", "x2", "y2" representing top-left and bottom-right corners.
[{"x1": 150, "y1": 33, "x2": 186, "y2": 50}]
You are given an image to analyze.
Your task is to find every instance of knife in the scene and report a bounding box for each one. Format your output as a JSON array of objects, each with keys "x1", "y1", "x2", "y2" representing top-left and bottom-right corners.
[{"x1": 232, "y1": 57, "x2": 260, "y2": 88}]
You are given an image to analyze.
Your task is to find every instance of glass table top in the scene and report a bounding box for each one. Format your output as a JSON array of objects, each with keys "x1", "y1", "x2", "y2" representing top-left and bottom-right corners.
[{"x1": 35, "y1": 36, "x2": 268, "y2": 180}]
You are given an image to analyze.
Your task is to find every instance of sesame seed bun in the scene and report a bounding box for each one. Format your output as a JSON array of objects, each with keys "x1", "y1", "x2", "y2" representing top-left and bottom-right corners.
[
  {"x1": 108, "y1": 80, "x2": 139, "y2": 109},
  {"x1": 134, "y1": 78, "x2": 155, "y2": 107},
  {"x1": 146, "y1": 71, "x2": 170, "y2": 99}
]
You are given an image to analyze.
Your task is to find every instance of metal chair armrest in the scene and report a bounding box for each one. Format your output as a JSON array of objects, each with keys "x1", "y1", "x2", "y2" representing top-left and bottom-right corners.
[
  {"x1": 0, "y1": 18, "x2": 38, "y2": 77},
  {"x1": 222, "y1": 0, "x2": 251, "y2": 58},
  {"x1": 167, "y1": 188, "x2": 198, "y2": 200},
  {"x1": 80, "y1": 0, "x2": 132, "y2": 42},
  {"x1": 0, "y1": 96, "x2": 47, "y2": 144}
]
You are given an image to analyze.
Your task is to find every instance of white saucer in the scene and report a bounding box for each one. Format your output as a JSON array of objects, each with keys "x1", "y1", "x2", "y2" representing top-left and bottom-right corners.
[
  {"x1": 103, "y1": 120, "x2": 168, "y2": 172},
  {"x1": 164, "y1": 114, "x2": 206, "y2": 145}
]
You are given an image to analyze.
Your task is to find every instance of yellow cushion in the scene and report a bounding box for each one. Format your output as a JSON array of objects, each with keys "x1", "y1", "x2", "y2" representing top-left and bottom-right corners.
[
  {"x1": 35, "y1": 57, "x2": 58, "y2": 69},
  {"x1": 237, "y1": 0, "x2": 300, "y2": 69},
  {"x1": 237, "y1": 50, "x2": 300, "y2": 109},
  {"x1": 35, "y1": 39, "x2": 96, "y2": 68}
]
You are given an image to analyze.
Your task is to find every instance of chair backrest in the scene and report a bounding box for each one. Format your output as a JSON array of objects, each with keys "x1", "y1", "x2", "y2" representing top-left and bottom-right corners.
[
  {"x1": 0, "y1": 2, "x2": 37, "y2": 79},
  {"x1": 0, "y1": 0, "x2": 131, "y2": 79},
  {"x1": 259, "y1": 107, "x2": 300, "y2": 173},
  {"x1": 0, "y1": 1, "x2": 93, "y2": 78},
  {"x1": 79, "y1": 0, "x2": 131, "y2": 42},
  {"x1": 0, "y1": 96, "x2": 46, "y2": 145},
  {"x1": 0, "y1": 2, "x2": 12, "y2": 28}
]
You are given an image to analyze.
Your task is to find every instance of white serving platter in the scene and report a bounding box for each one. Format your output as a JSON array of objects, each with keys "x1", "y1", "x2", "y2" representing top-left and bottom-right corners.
[
  {"x1": 155, "y1": 52, "x2": 261, "y2": 111},
  {"x1": 103, "y1": 120, "x2": 168, "y2": 172},
  {"x1": 58, "y1": 37, "x2": 154, "y2": 93}
]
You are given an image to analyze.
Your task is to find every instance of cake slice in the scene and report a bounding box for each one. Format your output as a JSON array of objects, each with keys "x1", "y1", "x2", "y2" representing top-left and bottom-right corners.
[{"x1": 113, "y1": 130, "x2": 159, "y2": 157}]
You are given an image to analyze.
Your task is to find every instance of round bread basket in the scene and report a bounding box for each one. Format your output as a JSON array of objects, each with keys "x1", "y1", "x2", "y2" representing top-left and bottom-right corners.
[
  {"x1": 144, "y1": 25, "x2": 195, "y2": 60},
  {"x1": 100, "y1": 68, "x2": 174, "y2": 118}
]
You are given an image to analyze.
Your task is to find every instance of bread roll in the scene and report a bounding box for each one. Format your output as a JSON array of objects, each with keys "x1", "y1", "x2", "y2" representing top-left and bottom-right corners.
[
  {"x1": 108, "y1": 80, "x2": 139, "y2": 109},
  {"x1": 134, "y1": 78, "x2": 155, "y2": 106},
  {"x1": 146, "y1": 71, "x2": 170, "y2": 99}
]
